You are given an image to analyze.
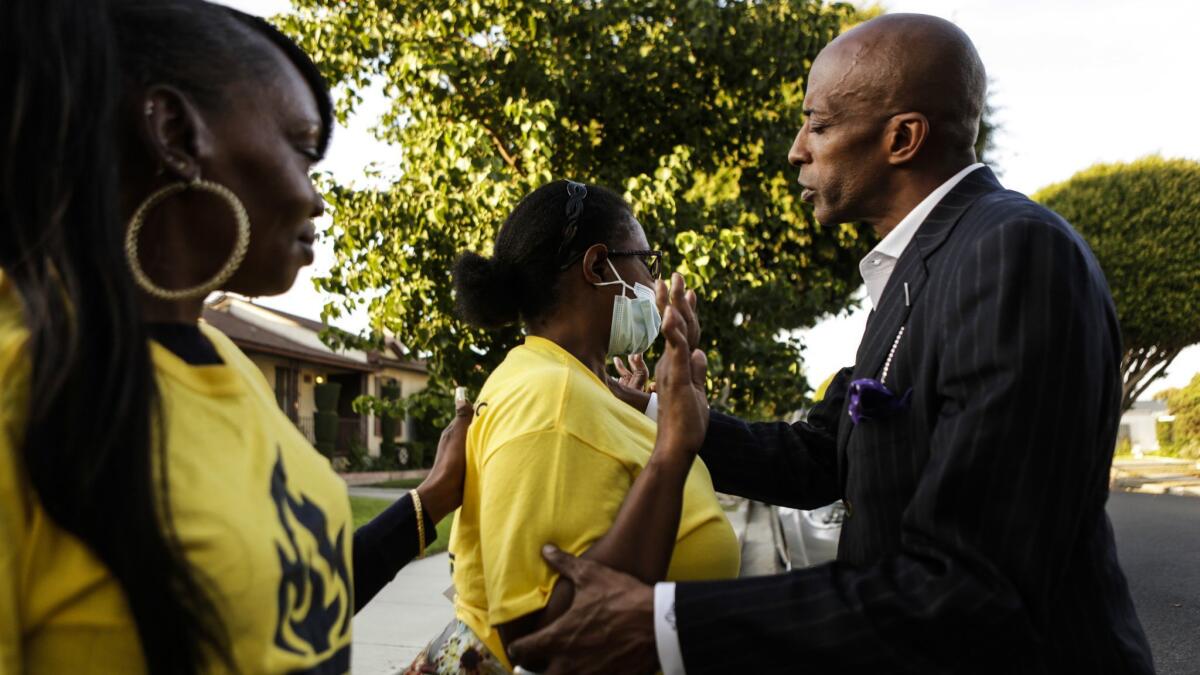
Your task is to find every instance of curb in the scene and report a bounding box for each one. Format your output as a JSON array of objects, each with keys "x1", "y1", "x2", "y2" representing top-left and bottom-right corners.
[
  {"x1": 1113, "y1": 481, "x2": 1200, "y2": 497},
  {"x1": 338, "y1": 469, "x2": 430, "y2": 486}
]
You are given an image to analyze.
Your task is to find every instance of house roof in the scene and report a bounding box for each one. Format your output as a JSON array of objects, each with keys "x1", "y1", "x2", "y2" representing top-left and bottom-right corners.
[
  {"x1": 1129, "y1": 399, "x2": 1168, "y2": 413},
  {"x1": 202, "y1": 295, "x2": 426, "y2": 374}
]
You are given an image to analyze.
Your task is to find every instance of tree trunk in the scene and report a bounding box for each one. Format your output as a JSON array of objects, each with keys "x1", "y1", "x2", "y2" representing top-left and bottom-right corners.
[{"x1": 1120, "y1": 345, "x2": 1183, "y2": 413}]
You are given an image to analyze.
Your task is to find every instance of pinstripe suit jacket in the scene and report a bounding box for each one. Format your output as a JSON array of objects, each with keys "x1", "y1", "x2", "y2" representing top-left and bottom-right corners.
[{"x1": 678, "y1": 168, "x2": 1154, "y2": 674}]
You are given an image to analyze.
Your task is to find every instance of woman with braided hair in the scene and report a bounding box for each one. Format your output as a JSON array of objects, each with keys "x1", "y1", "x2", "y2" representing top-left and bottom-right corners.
[
  {"x1": 406, "y1": 181, "x2": 739, "y2": 673},
  {"x1": 0, "y1": 1, "x2": 469, "y2": 672}
]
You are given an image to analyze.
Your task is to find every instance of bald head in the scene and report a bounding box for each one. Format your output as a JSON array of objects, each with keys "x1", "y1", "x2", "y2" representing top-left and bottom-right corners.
[{"x1": 814, "y1": 13, "x2": 986, "y2": 161}]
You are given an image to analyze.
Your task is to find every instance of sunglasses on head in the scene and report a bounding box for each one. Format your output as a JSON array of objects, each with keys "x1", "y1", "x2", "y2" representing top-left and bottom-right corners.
[{"x1": 556, "y1": 181, "x2": 663, "y2": 277}]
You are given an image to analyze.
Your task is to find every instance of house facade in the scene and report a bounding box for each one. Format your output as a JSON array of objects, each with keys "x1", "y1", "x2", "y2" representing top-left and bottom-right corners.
[
  {"x1": 203, "y1": 295, "x2": 427, "y2": 458},
  {"x1": 1118, "y1": 399, "x2": 1169, "y2": 453}
]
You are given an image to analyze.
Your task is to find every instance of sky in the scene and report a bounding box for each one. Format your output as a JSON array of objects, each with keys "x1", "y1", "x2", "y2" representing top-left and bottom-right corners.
[{"x1": 220, "y1": 0, "x2": 1200, "y2": 398}]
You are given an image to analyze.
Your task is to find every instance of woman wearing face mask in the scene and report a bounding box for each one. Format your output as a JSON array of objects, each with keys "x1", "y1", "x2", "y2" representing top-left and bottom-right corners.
[
  {"x1": 0, "y1": 1, "x2": 469, "y2": 673},
  {"x1": 405, "y1": 181, "x2": 740, "y2": 673}
]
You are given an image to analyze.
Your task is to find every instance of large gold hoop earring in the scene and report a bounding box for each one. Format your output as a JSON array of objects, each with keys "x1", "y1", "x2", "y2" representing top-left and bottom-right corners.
[{"x1": 124, "y1": 177, "x2": 251, "y2": 300}]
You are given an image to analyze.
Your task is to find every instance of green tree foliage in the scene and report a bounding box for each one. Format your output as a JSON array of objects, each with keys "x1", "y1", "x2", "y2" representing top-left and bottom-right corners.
[
  {"x1": 1155, "y1": 374, "x2": 1200, "y2": 459},
  {"x1": 1033, "y1": 156, "x2": 1200, "y2": 412},
  {"x1": 280, "y1": 0, "x2": 875, "y2": 422}
]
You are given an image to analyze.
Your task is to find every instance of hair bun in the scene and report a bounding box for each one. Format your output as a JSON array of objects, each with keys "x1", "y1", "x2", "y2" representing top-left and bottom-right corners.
[{"x1": 452, "y1": 252, "x2": 523, "y2": 329}]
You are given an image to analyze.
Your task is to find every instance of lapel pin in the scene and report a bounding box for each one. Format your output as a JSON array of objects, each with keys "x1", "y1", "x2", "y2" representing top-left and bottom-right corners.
[{"x1": 904, "y1": 282, "x2": 910, "y2": 307}]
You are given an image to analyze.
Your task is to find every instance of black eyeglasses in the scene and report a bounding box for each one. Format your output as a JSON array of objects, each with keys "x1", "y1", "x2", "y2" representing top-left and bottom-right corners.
[{"x1": 610, "y1": 249, "x2": 663, "y2": 277}]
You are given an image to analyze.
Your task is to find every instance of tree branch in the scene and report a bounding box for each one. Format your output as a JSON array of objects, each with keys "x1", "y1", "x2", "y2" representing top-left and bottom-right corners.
[
  {"x1": 1134, "y1": 349, "x2": 1182, "y2": 397},
  {"x1": 1121, "y1": 346, "x2": 1183, "y2": 412},
  {"x1": 442, "y1": 65, "x2": 523, "y2": 175},
  {"x1": 480, "y1": 120, "x2": 523, "y2": 174}
]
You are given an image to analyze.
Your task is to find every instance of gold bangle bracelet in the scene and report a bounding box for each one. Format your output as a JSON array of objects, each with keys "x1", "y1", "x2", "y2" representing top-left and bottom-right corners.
[{"x1": 410, "y1": 489, "x2": 427, "y2": 558}]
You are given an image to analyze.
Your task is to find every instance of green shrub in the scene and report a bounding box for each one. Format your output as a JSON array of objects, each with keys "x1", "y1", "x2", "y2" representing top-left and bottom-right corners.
[
  {"x1": 374, "y1": 451, "x2": 401, "y2": 472},
  {"x1": 406, "y1": 442, "x2": 425, "y2": 470},
  {"x1": 380, "y1": 416, "x2": 397, "y2": 456},
  {"x1": 313, "y1": 381, "x2": 343, "y2": 458},
  {"x1": 1156, "y1": 418, "x2": 1175, "y2": 448},
  {"x1": 314, "y1": 381, "x2": 342, "y2": 411},
  {"x1": 1158, "y1": 373, "x2": 1200, "y2": 459},
  {"x1": 344, "y1": 440, "x2": 371, "y2": 471},
  {"x1": 1114, "y1": 437, "x2": 1132, "y2": 457},
  {"x1": 396, "y1": 387, "x2": 453, "y2": 469},
  {"x1": 313, "y1": 410, "x2": 339, "y2": 458}
]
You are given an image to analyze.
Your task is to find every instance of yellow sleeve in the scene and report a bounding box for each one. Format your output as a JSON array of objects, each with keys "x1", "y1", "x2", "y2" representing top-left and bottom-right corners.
[
  {"x1": 813, "y1": 371, "x2": 838, "y2": 403},
  {"x1": 478, "y1": 429, "x2": 632, "y2": 627},
  {"x1": 0, "y1": 337, "x2": 29, "y2": 672}
]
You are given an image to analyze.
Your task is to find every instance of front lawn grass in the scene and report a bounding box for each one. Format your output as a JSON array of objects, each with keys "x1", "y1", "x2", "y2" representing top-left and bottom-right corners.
[{"x1": 350, "y1": 495, "x2": 454, "y2": 555}]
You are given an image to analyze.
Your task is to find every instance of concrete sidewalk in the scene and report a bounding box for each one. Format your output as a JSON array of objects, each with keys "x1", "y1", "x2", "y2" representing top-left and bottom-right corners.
[
  {"x1": 1111, "y1": 456, "x2": 1200, "y2": 497},
  {"x1": 352, "y1": 553, "x2": 454, "y2": 675},
  {"x1": 350, "y1": 495, "x2": 749, "y2": 675}
]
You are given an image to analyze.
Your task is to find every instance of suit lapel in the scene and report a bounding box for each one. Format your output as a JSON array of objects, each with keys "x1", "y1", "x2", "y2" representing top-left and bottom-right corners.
[
  {"x1": 852, "y1": 254, "x2": 926, "y2": 383},
  {"x1": 836, "y1": 167, "x2": 1004, "y2": 479}
]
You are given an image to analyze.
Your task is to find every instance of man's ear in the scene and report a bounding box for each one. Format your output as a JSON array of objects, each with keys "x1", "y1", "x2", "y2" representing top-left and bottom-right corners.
[
  {"x1": 581, "y1": 243, "x2": 610, "y2": 285},
  {"x1": 139, "y1": 85, "x2": 216, "y2": 182},
  {"x1": 884, "y1": 112, "x2": 929, "y2": 166}
]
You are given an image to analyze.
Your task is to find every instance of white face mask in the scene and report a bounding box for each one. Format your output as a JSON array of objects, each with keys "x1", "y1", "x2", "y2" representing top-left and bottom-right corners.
[{"x1": 595, "y1": 259, "x2": 662, "y2": 356}]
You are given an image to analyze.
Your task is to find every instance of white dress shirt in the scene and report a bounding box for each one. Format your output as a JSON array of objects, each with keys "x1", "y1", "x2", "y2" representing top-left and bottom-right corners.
[
  {"x1": 859, "y1": 162, "x2": 984, "y2": 308},
  {"x1": 644, "y1": 391, "x2": 659, "y2": 420},
  {"x1": 651, "y1": 162, "x2": 986, "y2": 674}
]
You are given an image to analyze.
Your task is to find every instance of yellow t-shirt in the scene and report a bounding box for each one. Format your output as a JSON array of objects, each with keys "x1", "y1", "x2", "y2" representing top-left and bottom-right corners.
[
  {"x1": 0, "y1": 277, "x2": 354, "y2": 674},
  {"x1": 450, "y1": 335, "x2": 740, "y2": 668}
]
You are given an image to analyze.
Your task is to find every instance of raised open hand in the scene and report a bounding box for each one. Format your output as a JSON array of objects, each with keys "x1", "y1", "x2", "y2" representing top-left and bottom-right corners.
[
  {"x1": 655, "y1": 273, "x2": 700, "y2": 350},
  {"x1": 654, "y1": 273, "x2": 709, "y2": 459}
]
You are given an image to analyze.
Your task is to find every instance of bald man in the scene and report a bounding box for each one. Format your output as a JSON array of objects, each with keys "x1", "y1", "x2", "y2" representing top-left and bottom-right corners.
[{"x1": 507, "y1": 14, "x2": 1154, "y2": 675}]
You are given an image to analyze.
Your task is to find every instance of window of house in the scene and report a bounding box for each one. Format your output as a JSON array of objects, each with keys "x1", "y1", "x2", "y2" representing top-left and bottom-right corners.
[{"x1": 274, "y1": 366, "x2": 299, "y2": 422}]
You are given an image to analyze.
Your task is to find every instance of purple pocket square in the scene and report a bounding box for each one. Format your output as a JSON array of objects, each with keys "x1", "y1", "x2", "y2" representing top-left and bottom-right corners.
[{"x1": 848, "y1": 378, "x2": 912, "y2": 425}]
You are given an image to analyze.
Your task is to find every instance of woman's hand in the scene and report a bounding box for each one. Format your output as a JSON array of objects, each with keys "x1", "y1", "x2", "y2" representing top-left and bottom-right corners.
[
  {"x1": 653, "y1": 273, "x2": 708, "y2": 461},
  {"x1": 414, "y1": 393, "x2": 474, "y2": 523},
  {"x1": 606, "y1": 354, "x2": 653, "y2": 412},
  {"x1": 613, "y1": 353, "x2": 649, "y2": 391},
  {"x1": 655, "y1": 274, "x2": 700, "y2": 351}
]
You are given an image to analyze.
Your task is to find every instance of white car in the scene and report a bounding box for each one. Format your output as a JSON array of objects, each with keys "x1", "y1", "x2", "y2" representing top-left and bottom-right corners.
[{"x1": 776, "y1": 501, "x2": 846, "y2": 569}]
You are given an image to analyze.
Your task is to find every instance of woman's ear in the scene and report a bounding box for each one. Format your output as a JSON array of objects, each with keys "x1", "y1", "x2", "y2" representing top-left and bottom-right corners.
[
  {"x1": 139, "y1": 85, "x2": 216, "y2": 182},
  {"x1": 580, "y1": 243, "x2": 609, "y2": 285}
]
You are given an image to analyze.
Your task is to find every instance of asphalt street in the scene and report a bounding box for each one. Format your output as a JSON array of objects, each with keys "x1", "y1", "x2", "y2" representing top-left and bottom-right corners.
[{"x1": 1108, "y1": 491, "x2": 1200, "y2": 675}]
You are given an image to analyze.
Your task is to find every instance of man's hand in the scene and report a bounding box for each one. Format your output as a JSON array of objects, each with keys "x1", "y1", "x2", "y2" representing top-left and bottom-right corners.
[
  {"x1": 414, "y1": 394, "x2": 473, "y2": 523},
  {"x1": 507, "y1": 546, "x2": 659, "y2": 675},
  {"x1": 654, "y1": 273, "x2": 709, "y2": 459}
]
